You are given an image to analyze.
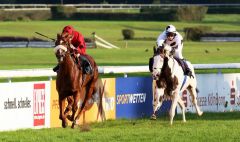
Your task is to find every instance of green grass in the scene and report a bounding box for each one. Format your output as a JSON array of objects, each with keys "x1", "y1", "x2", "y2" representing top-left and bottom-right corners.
[
  {"x1": 0, "y1": 41, "x2": 240, "y2": 70},
  {"x1": 0, "y1": 112, "x2": 239, "y2": 142},
  {"x1": 0, "y1": 14, "x2": 239, "y2": 72}
]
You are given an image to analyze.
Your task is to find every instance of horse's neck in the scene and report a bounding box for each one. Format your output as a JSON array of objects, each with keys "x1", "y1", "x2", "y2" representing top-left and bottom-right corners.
[{"x1": 61, "y1": 54, "x2": 79, "y2": 76}]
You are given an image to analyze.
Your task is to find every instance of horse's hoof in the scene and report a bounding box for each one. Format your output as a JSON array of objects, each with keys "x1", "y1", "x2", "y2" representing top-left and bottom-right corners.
[
  {"x1": 71, "y1": 120, "x2": 76, "y2": 129},
  {"x1": 150, "y1": 114, "x2": 157, "y2": 120},
  {"x1": 62, "y1": 121, "x2": 68, "y2": 128},
  {"x1": 71, "y1": 123, "x2": 75, "y2": 129},
  {"x1": 198, "y1": 111, "x2": 203, "y2": 116}
]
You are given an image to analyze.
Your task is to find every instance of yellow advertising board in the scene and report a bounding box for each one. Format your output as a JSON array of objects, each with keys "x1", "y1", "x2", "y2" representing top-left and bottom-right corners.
[{"x1": 50, "y1": 78, "x2": 116, "y2": 127}]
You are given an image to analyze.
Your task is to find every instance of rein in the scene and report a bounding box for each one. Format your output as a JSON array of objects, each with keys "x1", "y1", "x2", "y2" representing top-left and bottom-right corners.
[{"x1": 169, "y1": 56, "x2": 176, "y2": 75}]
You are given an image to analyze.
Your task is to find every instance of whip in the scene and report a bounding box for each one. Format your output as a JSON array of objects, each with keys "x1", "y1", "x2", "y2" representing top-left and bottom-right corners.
[{"x1": 35, "y1": 32, "x2": 55, "y2": 42}]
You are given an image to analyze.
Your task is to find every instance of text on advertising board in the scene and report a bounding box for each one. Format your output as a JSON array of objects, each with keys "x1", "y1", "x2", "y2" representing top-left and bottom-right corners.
[
  {"x1": 117, "y1": 93, "x2": 146, "y2": 104},
  {"x1": 33, "y1": 83, "x2": 45, "y2": 126}
]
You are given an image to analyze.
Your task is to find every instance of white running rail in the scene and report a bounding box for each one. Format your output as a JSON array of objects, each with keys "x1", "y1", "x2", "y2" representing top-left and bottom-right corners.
[{"x1": 1, "y1": 63, "x2": 240, "y2": 79}]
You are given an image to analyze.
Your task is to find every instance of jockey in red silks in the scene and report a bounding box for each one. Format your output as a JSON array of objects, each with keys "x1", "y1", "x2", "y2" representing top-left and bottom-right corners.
[
  {"x1": 53, "y1": 25, "x2": 92, "y2": 74},
  {"x1": 61, "y1": 25, "x2": 86, "y2": 55}
]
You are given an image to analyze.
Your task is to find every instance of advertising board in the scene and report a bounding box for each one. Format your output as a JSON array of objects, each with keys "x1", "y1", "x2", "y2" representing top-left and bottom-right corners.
[
  {"x1": 179, "y1": 74, "x2": 240, "y2": 113},
  {"x1": 0, "y1": 81, "x2": 50, "y2": 131}
]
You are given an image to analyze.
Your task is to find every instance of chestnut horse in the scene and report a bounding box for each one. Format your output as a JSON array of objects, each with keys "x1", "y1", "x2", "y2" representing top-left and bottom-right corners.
[{"x1": 54, "y1": 41, "x2": 105, "y2": 128}]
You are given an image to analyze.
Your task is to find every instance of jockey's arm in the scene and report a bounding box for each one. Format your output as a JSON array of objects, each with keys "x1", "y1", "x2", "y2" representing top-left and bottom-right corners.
[
  {"x1": 156, "y1": 32, "x2": 166, "y2": 48},
  {"x1": 172, "y1": 38, "x2": 184, "y2": 59}
]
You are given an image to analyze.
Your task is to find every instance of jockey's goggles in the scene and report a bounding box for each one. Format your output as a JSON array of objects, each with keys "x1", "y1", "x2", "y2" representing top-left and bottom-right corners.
[
  {"x1": 166, "y1": 32, "x2": 176, "y2": 37},
  {"x1": 61, "y1": 32, "x2": 73, "y2": 39}
]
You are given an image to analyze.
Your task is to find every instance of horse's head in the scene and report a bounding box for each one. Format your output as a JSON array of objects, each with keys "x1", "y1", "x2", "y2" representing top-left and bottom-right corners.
[
  {"x1": 152, "y1": 46, "x2": 164, "y2": 80},
  {"x1": 54, "y1": 34, "x2": 76, "y2": 63},
  {"x1": 54, "y1": 44, "x2": 68, "y2": 63},
  {"x1": 152, "y1": 44, "x2": 172, "y2": 80}
]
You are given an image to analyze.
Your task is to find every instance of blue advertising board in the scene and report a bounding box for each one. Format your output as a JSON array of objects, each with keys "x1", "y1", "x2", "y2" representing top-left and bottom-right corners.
[
  {"x1": 116, "y1": 76, "x2": 172, "y2": 119},
  {"x1": 116, "y1": 77, "x2": 153, "y2": 118}
]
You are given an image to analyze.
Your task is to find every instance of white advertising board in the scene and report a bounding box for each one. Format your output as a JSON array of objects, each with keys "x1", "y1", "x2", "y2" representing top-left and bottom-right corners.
[
  {"x1": 0, "y1": 81, "x2": 51, "y2": 131},
  {"x1": 179, "y1": 73, "x2": 240, "y2": 113}
]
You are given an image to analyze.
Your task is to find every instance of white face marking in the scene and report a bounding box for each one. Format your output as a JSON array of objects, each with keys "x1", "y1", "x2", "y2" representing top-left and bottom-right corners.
[
  {"x1": 152, "y1": 54, "x2": 164, "y2": 80},
  {"x1": 54, "y1": 45, "x2": 68, "y2": 62}
]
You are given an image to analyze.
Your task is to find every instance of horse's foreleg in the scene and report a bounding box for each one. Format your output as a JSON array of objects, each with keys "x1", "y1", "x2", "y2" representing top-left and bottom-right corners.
[
  {"x1": 71, "y1": 91, "x2": 81, "y2": 129},
  {"x1": 151, "y1": 87, "x2": 164, "y2": 120},
  {"x1": 169, "y1": 90, "x2": 179, "y2": 125},
  {"x1": 177, "y1": 97, "x2": 186, "y2": 123},
  {"x1": 59, "y1": 96, "x2": 67, "y2": 128},
  {"x1": 65, "y1": 96, "x2": 74, "y2": 116},
  {"x1": 188, "y1": 87, "x2": 203, "y2": 116}
]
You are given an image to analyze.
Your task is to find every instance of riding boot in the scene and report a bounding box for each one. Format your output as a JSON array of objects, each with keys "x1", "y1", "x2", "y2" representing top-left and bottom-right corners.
[{"x1": 53, "y1": 64, "x2": 59, "y2": 72}]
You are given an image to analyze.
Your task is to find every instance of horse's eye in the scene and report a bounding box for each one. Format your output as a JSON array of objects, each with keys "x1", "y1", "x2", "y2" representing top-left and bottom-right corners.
[{"x1": 154, "y1": 68, "x2": 157, "y2": 69}]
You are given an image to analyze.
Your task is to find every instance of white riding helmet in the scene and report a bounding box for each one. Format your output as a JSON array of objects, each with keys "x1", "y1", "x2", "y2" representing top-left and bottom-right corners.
[{"x1": 165, "y1": 25, "x2": 176, "y2": 34}]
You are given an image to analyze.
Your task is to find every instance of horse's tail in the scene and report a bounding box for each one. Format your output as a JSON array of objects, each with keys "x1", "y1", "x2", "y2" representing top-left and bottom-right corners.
[{"x1": 97, "y1": 80, "x2": 106, "y2": 122}]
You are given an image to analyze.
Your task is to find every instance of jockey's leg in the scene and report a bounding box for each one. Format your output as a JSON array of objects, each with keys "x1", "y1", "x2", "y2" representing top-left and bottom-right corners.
[
  {"x1": 53, "y1": 64, "x2": 59, "y2": 72},
  {"x1": 174, "y1": 57, "x2": 185, "y2": 72},
  {"x1": 174, "y1": 57, "x2": 193, "y2": 77},
  {"x1": 79, "y1": 56, "x2": 93, "y2": 75}
]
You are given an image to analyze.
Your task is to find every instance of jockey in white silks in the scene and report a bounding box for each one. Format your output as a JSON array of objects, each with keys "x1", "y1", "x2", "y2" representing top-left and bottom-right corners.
[
  {"x1": 156, "y1": 24, "x2": 192, "y2": 77},
  {"x1": 150, "y1": 25, "x2": 194, "y2": 120}
]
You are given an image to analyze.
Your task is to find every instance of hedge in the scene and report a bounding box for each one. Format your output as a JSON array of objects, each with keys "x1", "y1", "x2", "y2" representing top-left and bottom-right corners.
[
  {"x1": 184, "y1": 26, "x2": 213, "y2": 41},
  {"x1": 140, "y1": 6, "x2": 207, "y2": 21},
  {"x1": 0, "y1": 10, "x2": 51, "y2": 21}
]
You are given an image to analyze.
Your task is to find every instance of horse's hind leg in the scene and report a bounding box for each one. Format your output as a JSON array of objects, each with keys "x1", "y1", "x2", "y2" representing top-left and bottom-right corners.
[
  {"x1": 73, "y1": 84, "x2": 96, "y2": 126},
  {"x1": 177, "y1": 97, "x2": 186, "y2": 122},
  {"x1": 187, "y1": 87, "x2": 203, "y2": 116},
  {"x1": 96, "y1": 86, "x2": 106, "y2": 121},
  {"x1": 70, "y1": 91, "x2": 82, "y2": 129}
]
